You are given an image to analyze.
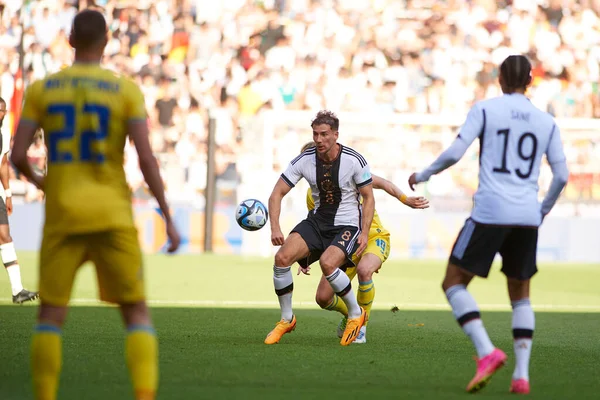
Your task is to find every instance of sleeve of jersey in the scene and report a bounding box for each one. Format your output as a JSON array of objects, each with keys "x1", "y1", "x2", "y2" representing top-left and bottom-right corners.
[
  {"x1": 306, "y1": 188, "x2": 314, "y2": 211},
  {"x1": 281, "y1": 159, "x2": 304, "y2": 188},
  {"x1": 19, "y1": 83, "x2": 42, "y2": 126},
  {"x1": 125, "y1": 80, "x2": 148, "y2": 123},
  {"x1": 415, "y1": 105, "x2": 483, "y2": 183},
  {"x1": 545, "y1": 125, "x2": 567, "y2": 165},
  {"x1": 541, "y1": 125, "x2": 569, "y2": 216},
  {"x1": 354, "y1": 160, "x2": 373, "y2": 188},
  {"x1": 456, "y1": 103, "x2": 485, "y2": 144}
]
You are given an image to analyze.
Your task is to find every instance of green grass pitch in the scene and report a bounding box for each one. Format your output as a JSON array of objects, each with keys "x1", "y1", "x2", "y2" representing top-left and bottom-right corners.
[{"x1": 1, "y1": 252, "x2": 599, "y2": 399}]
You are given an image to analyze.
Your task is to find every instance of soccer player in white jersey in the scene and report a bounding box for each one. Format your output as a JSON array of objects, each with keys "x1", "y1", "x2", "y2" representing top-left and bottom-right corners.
[
  {"x1": 266, "y1": 110, "x2": 374, "y2": 346},
  {"x1": 0, "y1": 97, "x2": 38, "y2": 304},
  {"x1": 408, "y1": 55, "x2": 569, "y2": 394}
]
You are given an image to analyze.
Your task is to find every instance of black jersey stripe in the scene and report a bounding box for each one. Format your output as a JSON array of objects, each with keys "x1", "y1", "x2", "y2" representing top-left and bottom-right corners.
[
  {"x1": 341, "y1": 149, "x2": 366, "y2": 168},
  {"x1": 356, "y1": 177, "x2": 372, "y2": 188},
  {"x1": 280, "y1": 173, "x2": 295, "y2": 188},
  {"x1": 341, "y1": 146, "x2": 367, "y2": 167},
  {"x1": 478, "y1": 108, "x2": 487, "y2": 165},
  {"x1": 342, "y1": 146, "x2": 367, "y2": 165},
  {"x1": 291, "y1": 148, "x2": 316, "y2": 165}
]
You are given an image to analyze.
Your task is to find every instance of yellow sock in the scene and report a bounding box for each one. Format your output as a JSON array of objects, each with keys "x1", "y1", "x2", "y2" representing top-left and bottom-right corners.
[
  {"x1": 126, "y1": 326, "x2": 158, "y2": 400},
  {"x1": 358, "y1": 280, "x2": 375, "y2": 326},
  {"x1": 324, "y1": 294, "x2": 348, "y2": 316},
  {"x1": 31, "y1": 324, "x2": 62, "y2": 400}
]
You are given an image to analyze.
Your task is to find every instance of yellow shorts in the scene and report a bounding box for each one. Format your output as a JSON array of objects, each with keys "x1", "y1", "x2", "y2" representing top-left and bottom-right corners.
[
  {"x1": 346, "y1": 233, "x2": 390, "y2": 281},
  {"x1": 39, "y1": 228, "x2": 145, "y2": 306}
]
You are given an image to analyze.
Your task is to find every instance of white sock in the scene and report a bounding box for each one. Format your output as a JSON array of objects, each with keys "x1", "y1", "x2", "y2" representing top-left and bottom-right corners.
[
  {"x1": 445, "y1": 284, "x2": 495, "y2": 358},
  {"x1": 273, "y1": 266, "x2": 293, "y2": 322},
  {"x1": 512, "y1": 298, "x2": 535, "y2": 381},
  {"x1": 326, "y1": 269, "x2": 361, "y2": 318},
  {"x1": 1, "y1": 242, "x2": 23, "y2": 296}
]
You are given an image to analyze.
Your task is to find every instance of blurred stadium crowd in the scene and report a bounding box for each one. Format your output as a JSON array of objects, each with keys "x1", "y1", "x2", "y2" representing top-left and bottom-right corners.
[{"x1": 0, "y1": 0, "x2": 599, "y2": 207}]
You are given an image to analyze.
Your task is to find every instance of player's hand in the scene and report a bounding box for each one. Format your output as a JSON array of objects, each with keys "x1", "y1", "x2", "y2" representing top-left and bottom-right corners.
[
  {"x1": 5, "y1": 196, "x2": 12, "y2": 216},
  {"x1": 165, "y1": 220, "x2": 180, "y2": 253},
  {"x1": 271, "y1": 228, "x2": 285, "y2": 246},
  {"x1": 297, "y1": 265, "x2": 310, "y2": 275},
  {"x1": 408, "y1": 173, "x2": 418, "y2": 191},
  {"x1": 355, "y1": 231, "x2": 369, "y2": 257},
  {"x1": 402, "y1": 196, "x2": 429, "y2": 209}
]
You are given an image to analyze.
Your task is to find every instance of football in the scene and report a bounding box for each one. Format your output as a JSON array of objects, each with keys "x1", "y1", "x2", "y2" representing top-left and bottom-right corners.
[{"x1": 235, "y1": 199, "x2": 269, "y2": 231}]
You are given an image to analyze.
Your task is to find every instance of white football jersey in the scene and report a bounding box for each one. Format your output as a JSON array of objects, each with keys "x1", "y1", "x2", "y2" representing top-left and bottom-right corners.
[
  {"x1": 459, "y1": 93, "x2": 566, "y2": 226},
  {"x1": 281, "y1": 144, "x2": 372, "y2": 228}
]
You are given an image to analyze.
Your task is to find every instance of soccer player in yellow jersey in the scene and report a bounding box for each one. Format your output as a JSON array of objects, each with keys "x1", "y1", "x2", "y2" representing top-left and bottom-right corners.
[
  {"x1": 11, "y1": 10, "x2": 180, "y2": 400},
  {"x1": 298, "y1": 142, "x2": 428, "y2": 343}
]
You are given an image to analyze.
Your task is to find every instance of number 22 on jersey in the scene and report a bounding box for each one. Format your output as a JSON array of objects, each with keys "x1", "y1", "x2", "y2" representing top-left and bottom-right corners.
[{"x1": 47, "y1": 103, "x2": 110, "y2": 164}]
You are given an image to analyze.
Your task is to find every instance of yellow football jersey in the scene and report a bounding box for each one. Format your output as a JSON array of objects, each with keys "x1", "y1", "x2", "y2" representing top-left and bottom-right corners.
[
  {"x1": 306, "y1": 188, "x2": 389, "y2": 238},
  {"x1": 20, "y1": 64, "x2": 147, "y2": 234}
]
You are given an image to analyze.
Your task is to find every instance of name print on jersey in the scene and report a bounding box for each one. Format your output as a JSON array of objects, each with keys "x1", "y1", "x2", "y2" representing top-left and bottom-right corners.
[{"x1": 511, "y1": 110, "x2": 530, "y2": 122}]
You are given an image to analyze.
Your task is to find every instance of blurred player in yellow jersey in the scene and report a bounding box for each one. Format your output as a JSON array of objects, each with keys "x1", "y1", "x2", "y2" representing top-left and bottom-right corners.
[
  {"x1": 298, "y1": 142, "x2": 428, "y2": 343},
  {"x1": 11, "y1": 10, "x2": 180, "y2": 400}
]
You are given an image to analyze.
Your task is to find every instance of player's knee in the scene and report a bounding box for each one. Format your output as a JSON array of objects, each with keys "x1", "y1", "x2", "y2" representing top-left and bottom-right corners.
[
  {"x1": 442, "y1": 263, "x2": 472, "y2": 291},
  {"x1": 38, "y1": 304, "x2": 68, "y2": 328},
  {"x1": 315, "y1": 292, "x2": 331, "y2": 309},
  {"x1": 357, "y1": 269, "x2": 373, "y2": 283},
  {"x1": 318, "y1": 257, "x2": 337, "y2": 275},
  {"x1": 507, "y1": 278, "x2": 530, "y2": 301},
  {"x1": 0, "y1": 230, "x2": 12, "y2": 244},
  {"x1": 274, "y1": 250, "x2": 294, "y2": 267},
  {"x1": 120, "y1": 301, "x2": 151, "y2": 327}
]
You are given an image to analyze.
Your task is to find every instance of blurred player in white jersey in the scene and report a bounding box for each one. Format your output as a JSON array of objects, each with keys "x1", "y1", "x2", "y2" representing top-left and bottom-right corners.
[
  {"x1": 408, "y1": 55, "x2": 569, "y2": 395},
  {"x1": 0, "y1": 97, "x2": 38, "y2": 304}
]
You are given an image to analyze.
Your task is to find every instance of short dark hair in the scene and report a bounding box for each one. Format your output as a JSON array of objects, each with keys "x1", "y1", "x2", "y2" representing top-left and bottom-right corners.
[
  {"x1": 311, "y1": 110, "x2": 339, "y2": 131},
  {"x1": 500, "y1": 55, "x2": 532, "y2": 92},
  {"x1": 71, "y1": 9, "x2": 107, "y2": 49}
]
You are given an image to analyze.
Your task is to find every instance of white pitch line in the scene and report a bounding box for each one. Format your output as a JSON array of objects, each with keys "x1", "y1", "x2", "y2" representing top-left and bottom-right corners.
[{"x1": 2, "y1": 298, "x2": 599, "y2": 311}]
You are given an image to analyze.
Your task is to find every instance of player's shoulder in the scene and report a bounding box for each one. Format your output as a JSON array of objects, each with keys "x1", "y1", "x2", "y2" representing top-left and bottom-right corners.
[
  {"x1": 290, "y1": 146, "x2": 316, "y2": 166},
  {"x1": 340, "y1": 144, "x2": 367, "y2": 167}
]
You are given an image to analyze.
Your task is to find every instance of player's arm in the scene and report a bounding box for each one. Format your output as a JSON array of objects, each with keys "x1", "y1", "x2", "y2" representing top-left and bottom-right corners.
[
  {"x1": 409, "y1": 104, "x2": 483, "y2": 190},
  {"x1": 12, "y1": 82, "x2": 44, "y2": 190},
  {"x1": 270, "y1": 157, "x2": 305, "y2": 245},
  {"x1": 372, "y1": 174, "x2": 429, "y2": 209},
  {"x1": 12, "y1": 122, "x2": 44, "y2": 190},
  {"x1": 0, "y1": 154, "x2": 12, "y2": 215},
  {"x1": 126, "y1": 80, "x2": 179, "y2": 252},
  {"x1": 541, "y1": 125, "x2": 569, "y2": 219},
  {"x1": 268, "y1": 178, "x2": 294, "y2": 246}
]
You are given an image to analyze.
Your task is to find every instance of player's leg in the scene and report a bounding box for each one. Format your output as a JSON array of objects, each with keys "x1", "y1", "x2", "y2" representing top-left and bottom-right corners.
[
  {"x1": 500, "y1": 228, "x2": 538, "y2": 395},
  {"x1": 314, "y1": 265, "x2": 353, "y2": 339},
  {"x1": 443, "y1": 219, "x2": 507, "y2": 393},
  {"x1": 319, "y1": 227, "x2": 366, "y2": 346},
  {"x1": 89, "y1": 229, "x2": 158, "y2": 400},
  {"x1": 265, "y1": 230, "x2": 311, "y2": 344},
  {"x1": 120, "y1": 301, "x2": 157, "y2": 400},
  {"x1": 32, "y1": 234, "x2": 86, "y2": 400},
  {"x1": 315, "y1": 273, "x2": 348, "y2": 316},
  {"x1": 353, "y1": 254, "x2": 382, "y2": 343},
  {"x1": 353, "y1": 235, "x2": 389, "y2": 343},
  {"x1": 0, "y1": 197, "x2": 37, "y2": 303}
]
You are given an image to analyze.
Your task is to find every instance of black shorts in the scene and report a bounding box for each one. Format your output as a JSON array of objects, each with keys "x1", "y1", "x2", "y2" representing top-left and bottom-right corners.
[
  {"x1": 449, "y1": 218, "x2": 538, "y2": 280},
  {"x1": 293, "y1": 213, "x2": 360, "y2": 270},
  {"x1": 0, "y1": 197, "x2": 8, "y2": 225}
]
